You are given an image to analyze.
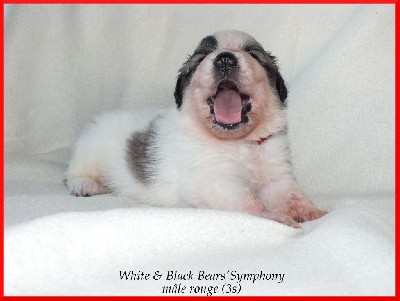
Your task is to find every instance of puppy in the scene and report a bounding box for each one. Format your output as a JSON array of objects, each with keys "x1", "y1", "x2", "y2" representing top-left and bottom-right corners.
[{"x1": 66, "y1": 30, "x2": 327, "y2": 228}]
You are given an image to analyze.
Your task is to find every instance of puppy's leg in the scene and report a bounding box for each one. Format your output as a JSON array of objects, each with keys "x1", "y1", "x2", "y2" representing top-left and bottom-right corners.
[
  {"x1": 66, "y1": 155, "x2": 110, "y2": 197},
  {"x1": 260, "y1": 179, "x2": 327, "y2": 223},
  {"x1": 181, "y1": 175, "x2": 300, "y2": 227},
  {"x1": 66, "y1": 128, "x2": 110, "y2": 197}
]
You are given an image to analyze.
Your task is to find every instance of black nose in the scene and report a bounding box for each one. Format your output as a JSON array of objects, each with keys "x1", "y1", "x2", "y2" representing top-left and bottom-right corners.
[{"x1": 214, "y1": 52, "x2": 238, "y2": 72}]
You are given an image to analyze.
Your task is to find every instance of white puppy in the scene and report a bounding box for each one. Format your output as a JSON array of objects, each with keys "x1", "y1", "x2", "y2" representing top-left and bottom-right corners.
[{"x1": 66, "y1": 30, "x2": 327, "y2": 228}]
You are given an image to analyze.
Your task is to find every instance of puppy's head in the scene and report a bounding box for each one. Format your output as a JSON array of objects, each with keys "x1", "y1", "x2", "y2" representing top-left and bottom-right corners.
[{"x1": 174, "y1": 30, "x2": 287, "y2": 141}]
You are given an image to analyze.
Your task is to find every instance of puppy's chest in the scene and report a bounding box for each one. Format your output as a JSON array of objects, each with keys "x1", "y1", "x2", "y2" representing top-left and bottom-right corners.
[
  {"x1": 195, "y1": 142, "x2": 272, "y2": 184},
  {"x1": 233, "y1": 144, "x2": 270, "y2": 181}
]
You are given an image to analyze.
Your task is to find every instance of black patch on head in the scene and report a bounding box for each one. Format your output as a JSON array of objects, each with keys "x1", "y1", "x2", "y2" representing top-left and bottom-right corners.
[
  {"x1": 126, "y1": 121, "x2": 157, "y2": 185},
  {"x1": 194, "y1": 35, "x2": 219, "y2": 55},
  {"x1": 174, "y1": 35, "x2": 218, "y2": 109},
  {"x1": 243, "y1": 40, "x2": 288, "y2": 103}
]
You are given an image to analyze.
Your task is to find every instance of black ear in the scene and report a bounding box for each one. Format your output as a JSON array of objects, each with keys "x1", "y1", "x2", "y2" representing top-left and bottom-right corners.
[
  {"x1": 242, "y1": 40, "x2": 288, "y2": 104},
  {"x1": 265, "y1": 55, "x2": 287, "y2": 104},
  {"x1": 174, "y1": 35, "x2": 218, "y2": 109},
  {"x1": 174, "y1": 60, "x2": 195, "y2": 109},
  {"x1": 275, "y1": 72, "x2": 288, "y2": 103},
  {"x1": 174, "y1": 72, "x2": 186, "y2": 109}
]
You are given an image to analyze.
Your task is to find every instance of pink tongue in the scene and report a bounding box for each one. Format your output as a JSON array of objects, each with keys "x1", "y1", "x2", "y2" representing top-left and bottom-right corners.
[{"x1": 214, "y1": 90, "x2": 242, "y2": 125}]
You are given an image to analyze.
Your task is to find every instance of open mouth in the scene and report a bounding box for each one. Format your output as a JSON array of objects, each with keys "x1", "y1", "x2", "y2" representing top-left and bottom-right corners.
[{"x1": 207, "y1": 80, "x2": 251, "y2": 130}]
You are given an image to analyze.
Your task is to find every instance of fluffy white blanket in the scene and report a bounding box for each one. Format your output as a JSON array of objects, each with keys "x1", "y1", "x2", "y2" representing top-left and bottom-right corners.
[{"x1": 4, "y1": 4, "x2": 394, "y2": 296}]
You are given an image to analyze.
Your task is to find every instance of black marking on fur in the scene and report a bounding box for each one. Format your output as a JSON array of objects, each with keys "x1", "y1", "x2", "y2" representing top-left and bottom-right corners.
[
  {"x1": 174, "y1": 35, "x2": 218, "y2": 109},
  {"x1": 275, "y1": 126, "x2": 288, "y2": 137},
  {"x1": 245, "y1": 102, "x2": 252, "y2": 112},
  {"x1": 194, "y1": 35, "x2": 218, "y2": 56},
  {"x1": 243, "y1": 40, "x2": 288, "y2": 104},
  {"x1": 126, "y1": 122, "x2": 157, "y2": 185}
]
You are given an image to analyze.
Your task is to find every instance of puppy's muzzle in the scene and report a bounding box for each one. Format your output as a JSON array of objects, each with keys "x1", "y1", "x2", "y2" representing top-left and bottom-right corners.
[{"x1": 214, "y1": 52, "x2": 238, "y2": 75}]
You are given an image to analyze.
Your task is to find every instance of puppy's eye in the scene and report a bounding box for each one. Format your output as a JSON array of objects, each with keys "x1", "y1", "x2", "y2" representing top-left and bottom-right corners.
[
  {"x1": 247, "y1": 50, "x2": 268, "y2": 65},
  {"x1": 248, "y1": 51, "x2": 259, "y2": 60}
]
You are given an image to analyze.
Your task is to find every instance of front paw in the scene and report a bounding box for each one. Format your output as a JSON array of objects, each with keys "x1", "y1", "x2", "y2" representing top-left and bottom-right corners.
[
  {"x1": 247, "y1": 206, "x2": 301, "y2": 228},
  {"x1": 286, "y1": 193, "x2": 327, "y2": 222},
  {"x1": 270, "y1": 213, "x2": 301, "y2": 228},
  {"x1": 67, "y1": 177, "x2": 108, "y2": 197}
]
